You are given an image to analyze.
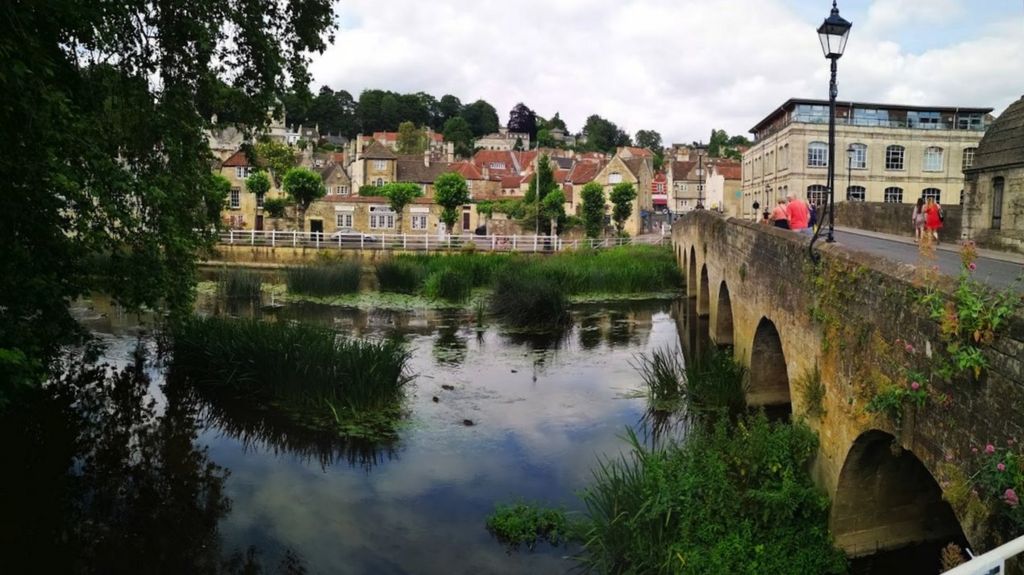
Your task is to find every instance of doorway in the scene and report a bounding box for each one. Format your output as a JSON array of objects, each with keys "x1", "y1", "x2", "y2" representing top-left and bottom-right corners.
[
  {"x1": 462, "y1": 208, "x2": 471, "y2": 232},
  {"x1": 255, "y1": 215, "x2": 264, "y2": 231}
]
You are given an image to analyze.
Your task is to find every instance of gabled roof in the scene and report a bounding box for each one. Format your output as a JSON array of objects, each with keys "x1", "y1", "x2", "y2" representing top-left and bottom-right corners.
[
  {"x1": 449, "y1": 161, "x2": 484, "y2": 180},
  {"x1": 566, "y1": 160, "x2": 603, "y2": 184},
  {"x1": 621, "y1": 158, "x2": 648, "y2": 178},
  {"x1": 362, "y1": 140, "x2": 397, "y2": 160},
  {"x1": 619, "y1": 146, "x2": 654, "y2": 158},
  {"x1": 396, "y1": 157, "x2": 452, "y2": 184},
  {"x1": 714, "y1": 161, "x2": 742, "y2": 180},
  {"x1": 319, "y1": 163, "x2": 350, "y2": 182},
  {"x1": 222, "y1": 150, "x2": 253, "y2": 167},
  {"x1": 671, "y1": 160, "x2": 698, "y2": 180},
  {"x1": 553, "y1": 169, "x2": 569, "y2": 182},
  {"x1": 501, "y1": 175, "x2": 524, "y2": 188},
  {"x1": 319, "y1": 194, "x2": 436, "y2": 205}
]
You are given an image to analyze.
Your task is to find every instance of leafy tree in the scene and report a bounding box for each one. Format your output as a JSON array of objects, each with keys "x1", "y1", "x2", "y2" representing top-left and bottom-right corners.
[
  {"x1": 508, "y1": 103, "x2": 538, "y2": 140},
  {"x1": 0, "y1": 0, "x2": 333, "y2": 388},
  {"x1": 282, "y1": 168, "x2": 326, "y2": 230},
  {"x1": 548, "y1": 112, "x2": 568, "y2": 132},
  {"x1": 245, "y1": 171, "x2": 271, "y2": 203},
  {"x1": 371, "y1": 183, "x2": 423, "y2": 233},
  {"x1": 396, "y1": 121, "x2": 427, "y2": 154},
  {"x1": 461, "y1": 100, "x2": 500, "y2": 137},
  {"x1": 513, "y1": 137, "x2": 524, "y2": 151},
  {"x1": 524, "y1": 154, "x2": 558, "y2": 205},
  {"x1": 708, "y1": 129, "x2": 751, "y2": 160},
  {"x1": 537, "y1": 128, "x2": 555, "y2": 149},
  {"x1": 254, "y1": 140, "x2": 297, "y2": 186},
  {"x1": 434, "y1": 172, "x2": 471, "y2": 232},
  {"x1": 610, "y1": 183, "x2": 637, "y2": 235},
  {"x1": 262, "y1": 197, "x2": 288, "y2": 219},
  {"x1": 541, "y1": 189, "x2": 566, "y2": 234},
  {"x1": 443, "y1": 116, "x2": 475, "y2": 158},
  {"x1": 438, "y1": 95, "x2": 463, "y2": 125},
  {"x1": 208, "y1": 174, "x2": 232, "y2": 228},
  {"x1": 582, "y1": 115, "x2": 631, "y2": 153},
  {"x1": 306, "y1": 86, "x2": 358, "y2": 137},
  {"x1": 580, "y1": 182, "x2": 606, "y2": 238},
  {"x1": 635, "y1": 129, "x2": 662, "y2": 152}
]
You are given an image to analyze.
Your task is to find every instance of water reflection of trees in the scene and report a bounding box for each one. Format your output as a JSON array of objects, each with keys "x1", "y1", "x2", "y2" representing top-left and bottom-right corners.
[{"x1": 0, "y1": 346, "x2": 305, "y2": 573}]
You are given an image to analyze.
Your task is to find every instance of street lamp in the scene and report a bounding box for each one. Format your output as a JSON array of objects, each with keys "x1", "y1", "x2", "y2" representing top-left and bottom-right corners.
[
  {"x1": 695, "y1": 142, "x2": 706, "y2": 209},
  {"x1": 814, "y1": 0, "x2": 851, "y2": 246}
]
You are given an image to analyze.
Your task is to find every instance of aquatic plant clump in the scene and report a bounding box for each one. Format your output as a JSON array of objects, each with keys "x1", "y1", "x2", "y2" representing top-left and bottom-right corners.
[
  {"x1": 217, "y1": 268, "x2": 263, "y2": 302},
  {"x1": 375, "y1": 259, "x2": 427, "y2": 293},
  {"x1": 423, "y1": 268, "x2": 472, "y2": 303},
  {"x1": 285, "y1": 261, "x2": 362, "y2": 296},
  {"x1": 578, "y1": 415, "x2": 847, "y2": 575},
  {"x1": 540, "y1": 245, "x2": 682, "y2": 295},
  {"x1": 632, "y1": 347, "x2": 686, "y2": 412},
  {"x1": 489, "y1": 268, "x2": 571, "y2": 329},
  {"x1": 485, "y1": 503, "x2": 581, "y2": 549},
  {"x1": 170, "y1": 317, "x2": 411, "y2": 435},
  {"x1": 633, "y1": 347, "x2": 746, "y2": 416}
]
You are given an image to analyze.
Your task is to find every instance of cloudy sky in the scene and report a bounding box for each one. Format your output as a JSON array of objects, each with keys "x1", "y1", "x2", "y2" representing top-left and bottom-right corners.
[{"x1": 308, "y1": 0, "x2": 1024, "y2": 144}]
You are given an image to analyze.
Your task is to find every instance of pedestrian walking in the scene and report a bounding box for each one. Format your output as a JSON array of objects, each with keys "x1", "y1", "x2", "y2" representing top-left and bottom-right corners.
[
  {"x1": 770, "y1": 199, "x2": 790, "y2": 230},
  {"x1": 924, "y1": 198, "x2": 943, "y2": 243},
  {"x1": 912, "y1": 198, "x2": 926, "y2": 243},
  {"x1": 808, "y1": 202, "x2": 818, "y2": 231},
  {"x1": 785, "y1": 193, "x2": 810, "y2": 233}
]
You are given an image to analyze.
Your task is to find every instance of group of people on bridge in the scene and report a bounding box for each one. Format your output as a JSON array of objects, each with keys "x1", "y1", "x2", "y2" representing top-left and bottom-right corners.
[{"x1": 752, "y1": 194, "x2": 819, "y2": 234}]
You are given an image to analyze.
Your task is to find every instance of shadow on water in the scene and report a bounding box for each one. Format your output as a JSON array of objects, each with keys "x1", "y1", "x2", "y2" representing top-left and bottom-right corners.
[{"x1": 0, "y1": 344, "x2": 305, "y2": 574}]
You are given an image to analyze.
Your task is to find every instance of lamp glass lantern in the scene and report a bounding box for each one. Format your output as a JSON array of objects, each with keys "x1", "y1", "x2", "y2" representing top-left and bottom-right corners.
[{"x1": 817, "y1": 2, "x2": 852, "y2": 58}]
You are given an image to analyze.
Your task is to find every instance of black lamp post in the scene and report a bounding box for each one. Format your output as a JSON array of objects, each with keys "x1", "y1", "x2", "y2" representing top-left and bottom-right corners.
[
  {"x1": 817, "y1": 0, "x2": 851, "y2": 244},
  {"x1": 695, "y1": 142, "x2": 706, "y2": 210}
]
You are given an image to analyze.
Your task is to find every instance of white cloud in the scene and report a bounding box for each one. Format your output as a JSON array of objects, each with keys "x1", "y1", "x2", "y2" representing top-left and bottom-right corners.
[{"x1": 309, "y1": 0, "x2": 1024, "y2": 143}]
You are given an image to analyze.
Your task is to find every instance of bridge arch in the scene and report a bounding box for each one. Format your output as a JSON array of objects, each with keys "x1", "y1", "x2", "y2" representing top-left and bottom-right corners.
[
  {"x1": 697, "y1": 265, "x2": 710, "y2": 316},
  {"x1": 831, "y1": 430, "x2": 967, "y2": 559},
  {"x1": 687, "y1": 246, "x2": 697, "y2": 298},
  {"x1": 748, "y1": 317, "x2": 791, "y2": 409},
  {"x1": 715, "y1": 281, "x2": 734, "y2": 346}
]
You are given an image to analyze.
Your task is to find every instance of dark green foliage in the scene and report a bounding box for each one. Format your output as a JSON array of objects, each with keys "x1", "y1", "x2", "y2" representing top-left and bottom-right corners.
[
  {"x1": 285, "y1": 262, "x2": 362, "y2": 296},
  {"x1": 442, "y1": 116, "x2": 475, "y2": 158},
  {"x1": 171, "y1": 317, "x2": 410, "y2": 425},
  {"x1": 798, "y1": 365, "x2": 826, "y2": 419},
  {"x1": 580, "y1": 182, "x2": 606, "y2": 238},
  {"x1": 282, "y1": 167, "x2": 326, "y2": 226},
  {"x1": 686, "y1": 348, "x2": 748, "y2": 415},
  {"x1": 460, "y1": 99, "x2": 500, "y2": 137},
  {"x1": 434, "y1": 172, "x2": 471, "y2": 231},
  {"x1": 490, "y1": 269, "x2": 570, "y2": 329},
  {"x1": 263, "y1": 197, "x2": 288, "y2": 218},
  {"x1": 375, "y1": 260, "x2": 428, "y2": 293},
  {"x1": 538, "y1": 245, "x2": 681, "y2": 294},
  {"x1": 610, "y1": 183, "x2": 637, "y2": 234},
  {"x1": 486, "y1": 503, "x2": 581, "y2": 549},
  {"x1": 582, "y1": 114, "x2": 632, "y2": 153},
  {"x1": 217, "y1": 268, "x2": 263, "y2": 302},
  {"x1": 0, "y1": 0, "x2": 332, "y2": 388},
  {"x1": 578, "y1": 415, "x2": 847, "y2": 574},
  {"x1": 424, "y1": 269, "x2": 472, "y2": 303}
]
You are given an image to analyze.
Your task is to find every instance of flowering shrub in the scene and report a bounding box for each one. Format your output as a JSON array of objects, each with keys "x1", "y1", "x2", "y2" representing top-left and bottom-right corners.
[
  {"x1": 971, "y1": 441, "x2": 1024, "y2": 532},
  {"x1": 919, "y1": 241, "x2": 1021, "y2": 380},
  {"x1": 865, "y1": 339, "x2": 930, "y2": 425}
]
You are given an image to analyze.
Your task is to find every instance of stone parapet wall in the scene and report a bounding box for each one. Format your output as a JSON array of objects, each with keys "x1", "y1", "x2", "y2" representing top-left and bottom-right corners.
[{"x1": 836, "y1": 201, "x2": 963, "y2": 242}]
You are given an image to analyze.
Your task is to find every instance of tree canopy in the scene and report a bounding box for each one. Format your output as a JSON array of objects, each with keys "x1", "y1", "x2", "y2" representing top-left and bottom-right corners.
[
  {"x1": 282, "y1": 167, "x2": 327, "y2": 229},
  {"x1": 610, "y1": 183, "x2": 637, "y2": 235},
  {"x1": 433, "y1": 172, "x2": 471, "y2": 231},
  {"x1": 396, "y1": 121, "x2": 427, "y2": 154},
  {"x1": 508, "y1": 103, "x2": 538, "y2": 141},
  {"x1": 0, "y1": 0, "x2": 334, "y2": 390},
  {"x1": 461, "y1": 100, "x2": 500, "y2": 138},
  {"x1": 708, "y1": 129, "x2": 752, "y2": 160},
  {"x1": 442, "y1": 117, "x2": 475, "y2": 158},
  {"x1": 580, "y1": 182, "x2": 606, "y2": 238},
  {"x1": 583, "y1": 115, "x2": 632, "y2": 153}
]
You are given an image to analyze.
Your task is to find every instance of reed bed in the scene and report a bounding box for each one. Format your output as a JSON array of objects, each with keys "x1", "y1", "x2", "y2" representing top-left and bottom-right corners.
[
  {"x1": 537, "y1": 245, "x2": 682, "y2": 294},
  {"x1": 171, "y1": 317, "x2": 410, "y2": 414},
  {"x1": 633, "y1": 347, "x2": 746, "y2": 416},
  {"x1": 375, "y1": 259, "x2": 427, "y2": 293},
  {"x1": 424, "y1": 268, "x2": 473, "y2": 303},
  {"x1": 490, "y1": 268, "x2": 570, "y2": 329},
  {"x1": 285, "y1": 261, "x2": 362, "y2": 296},
  {"x1": 217, "y1": 268, "x2": 263, "y2": 302}
]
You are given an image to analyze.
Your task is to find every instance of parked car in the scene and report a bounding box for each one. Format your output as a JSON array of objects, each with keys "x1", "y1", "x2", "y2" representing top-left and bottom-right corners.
[{"x1": 328, "y1": 231, "x2": 378, "y2": 245}]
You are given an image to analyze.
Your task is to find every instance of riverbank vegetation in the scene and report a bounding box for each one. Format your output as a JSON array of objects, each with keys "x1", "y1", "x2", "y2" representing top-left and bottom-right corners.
[
  {"x1": 633, "y1": 347, "x2": 747, "y2": 416},
  {"x1": 217, "y1": 268, "x2": 263, "y2": 303},
  {"x1": 285, "y1": 261, "x2": 362, "y2": 296},
  {"x1": 170, "y1": 317, "x2": 410, "y2": 440}
]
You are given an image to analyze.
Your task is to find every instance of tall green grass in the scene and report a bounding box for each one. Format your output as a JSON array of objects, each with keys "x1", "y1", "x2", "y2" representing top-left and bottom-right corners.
[
  {"x1": 490, "y1": 268, "x2": 570, "y2": 329},
  {"x1": 538, "y1": 245, "x2": 682, "y2": 294},
  {"x1": 217, "y1": 268, "x2": 263, "y2": 302},
  {"x1": 424, "y1": 268, "x2": 473, "y2": 303},
  {"x1": 171, "y1": 317, "x2": 410, "y2": 415},
  {"x1": 375, "y1": 259, "x2": 427, "y2": 293},
  {"x1": 285, "y1": 262, "x2": 362, "y2": 296},
  {"x1": 633, "y1": 347, "x2": 746, "y2": 416}
]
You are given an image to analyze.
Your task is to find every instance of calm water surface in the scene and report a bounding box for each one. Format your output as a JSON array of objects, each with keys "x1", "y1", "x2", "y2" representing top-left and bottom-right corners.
[{"x1": 23, "y1": 297, "x2": 681, "y2": 574}]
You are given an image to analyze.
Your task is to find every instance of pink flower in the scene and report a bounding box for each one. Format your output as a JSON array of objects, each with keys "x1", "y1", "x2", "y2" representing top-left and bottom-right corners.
[
  {"x1": 905, "y1": 343, "x2": 915, "y2": 354},
  {"x1": 987, "y1": 444, "x2": 997, "y2": 454},
  {"x1": 968, "y1": 262, "x2": 977, "y2": 271},
  {"x1": 972, "y1": 447, "x2": 979, "y2": 453},
  {"x1": 1009, "y1": 439, "x2": 1016, "y2": 446},
  {"x1": 945, "y1": 453, "x2": 954, "y2": 462},
  {"x1": 1005, "y1": 489, "x2": 1020, "y2": 508},
  {"x1": 911, "y1": 382, "x2": 921, "y2": 391},
  {"x1": 998, "y1": 463, "x2": 1007, "y2": 472}
]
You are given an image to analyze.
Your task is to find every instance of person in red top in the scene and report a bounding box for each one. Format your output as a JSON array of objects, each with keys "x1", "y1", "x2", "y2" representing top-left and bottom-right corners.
[
  {"x1": 924, "y1": 197, "x2": 943, "y2": 243},
  {"x1": 785, "y1": 193, "x2": 811, "y2": 233}
]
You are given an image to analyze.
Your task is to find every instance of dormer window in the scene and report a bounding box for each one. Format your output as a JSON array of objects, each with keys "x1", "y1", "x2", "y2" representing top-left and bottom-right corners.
[
  {"x1": 608, "y1": 172, "x2": 623, "y2": 184},
  {"x1": 489, "y1": 162, "x2": 505, "y2": 170}
]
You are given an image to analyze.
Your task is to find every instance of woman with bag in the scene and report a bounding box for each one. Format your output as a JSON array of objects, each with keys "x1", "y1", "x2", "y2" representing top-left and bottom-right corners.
[
  {"x1": 924, "y1": 197, "x2": 943, "y2": 244},
  {"x1": 912, "y1": 198, "x2": 926, "y2": 243}
]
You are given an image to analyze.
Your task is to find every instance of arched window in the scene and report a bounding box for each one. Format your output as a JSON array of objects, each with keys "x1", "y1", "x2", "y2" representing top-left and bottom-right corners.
[
  {"x1": 885, "y1": 145, "x2": 905, "y2": 170},
  {"x1": 962, "y1": 147, "x2": 977, "y2": 171},
  {"x1": 807, "y1": 184, "x2": 828, "y2": 206},
  {"x1": 848, "y1": 143, "x2": 867, "y2": 169},
  {"x1": 884, "y1": 187, "x2": 903, "y2": 203},
  {"x1": 992, "y1": 177, "x2": 1005, "y2": 229},
  {"x1": 922, "y1": 188, "x2": 941, "y2": 202},
  {"x1": 807, "y1": 142, "x2": 828, "y2": 167},
  {"x1": 923, "y1": 147, "x2": 944, "y2": 172},
  {"x1": 375, "y1": 178, "x2": 384, "y2": 187},
  {"x1": 846, "y1": 186, "x2": 866, "y2": 202}
]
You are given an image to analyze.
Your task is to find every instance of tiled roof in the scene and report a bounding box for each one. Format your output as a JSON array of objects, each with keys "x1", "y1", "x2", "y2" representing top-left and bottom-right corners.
[
  {"x1": 620, "y1": 146, "x2": 654, "y2": 158},
  {"x1": 396, "y1": 157, "x2": 452, "y2": 184},
  {"x1": 361, "y1": 141, "x2": 397, "y2": 160},
  {"x1": 714, "y1": 161, "x2": 742, "y2": 180},
  {"x1": 319, "y1": 163, "x2": 350, "y2": 182},
  {"x1": 970, "y1": 94, "x2": 1024, "y2": 171},
  {"x1": 449, "y1": 161, "x2": 484, "y2": 180},
  {"x1": 501, "y1": 175, "x2": 524, "y2": 188},
  {"x1": 222, "y1": 150, "x2": 253, "y2": 167},
  {"x1": 319, "y1": 194, "x2": 436, "y2": 205},
  {"x1": 553, "y1": 169, "x2": 569, "y2": 182},
  {"x1": 566, "y1": 161, "x2": 603, "y2": 184},
  {"x1": 671, "y1": 160, "x2": 698, "y2": 180},
  {"x1": 553, "y1": 157, "x2": 574, "y2": 169},
  {"x1": 622, "y1": 158, "x2": 647, "y2": 178}
]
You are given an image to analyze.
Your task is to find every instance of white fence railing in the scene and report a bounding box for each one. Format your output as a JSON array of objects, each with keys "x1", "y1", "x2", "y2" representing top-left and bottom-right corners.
[
  {"x1": 217, "y1": 230, "x2": 668, "y2": 252},
  {"x1": 942, "y1": 535, "x2": 1024, "y2": 574}
]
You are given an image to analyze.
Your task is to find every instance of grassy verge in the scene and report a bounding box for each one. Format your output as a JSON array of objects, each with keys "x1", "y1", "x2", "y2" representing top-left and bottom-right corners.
[{"x1": 170, "y1": 316, "x2": 410, "y2": 439}]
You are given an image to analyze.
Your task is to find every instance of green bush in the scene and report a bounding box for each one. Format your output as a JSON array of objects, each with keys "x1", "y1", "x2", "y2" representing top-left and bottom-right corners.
[
  {"x1": 633, "y1": 347, "x2": 746, "y2": 416},
  {"x1": 537, "y1": 245, "x2": 681, "y2": 294},
  {"x1": 285, "y1": 261, "x2": 361, "y2": 296},
  {"x1": 217, "y1": 268, "x2": 262, "y2": 302},
  {"x1": 578, "y1": 414, "x2": 847, "y2": 575},
  {"x1": 486, "y1": 503, "x2": 580, "y2": 549},
  {"x1": 490, "y1": 268, "x2": 570, "y2": 329}
]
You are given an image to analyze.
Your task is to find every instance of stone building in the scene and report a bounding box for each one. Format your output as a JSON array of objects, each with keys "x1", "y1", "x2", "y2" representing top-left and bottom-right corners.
[
  {"x1": 963, "y1": 94, "x2": 1024, "y2": 253},
  {"x1": 741, "y1": 98, "x2": 993, "y2": 218},
  {"x1": 218, "y1": 150, "x2": 289, "y2": 231},
  {"x1": 572, "y1": 153, "x2": 653, "y2": 236}
]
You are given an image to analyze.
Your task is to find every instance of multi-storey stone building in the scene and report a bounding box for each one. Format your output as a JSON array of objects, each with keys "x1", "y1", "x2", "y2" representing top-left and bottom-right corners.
[{"x1": 741, "y1": 99, "x2": 993, "y2": 217}]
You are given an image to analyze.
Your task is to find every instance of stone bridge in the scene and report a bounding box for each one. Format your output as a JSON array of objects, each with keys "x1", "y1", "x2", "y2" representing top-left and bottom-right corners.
[{"x1": 672, "y1": 211, "x2": 1024, "y2": 558}]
